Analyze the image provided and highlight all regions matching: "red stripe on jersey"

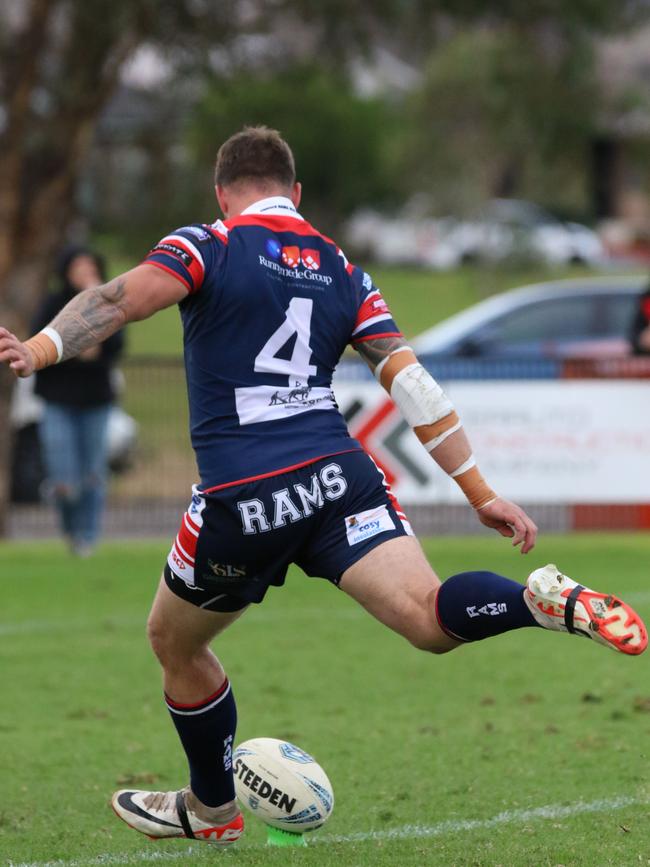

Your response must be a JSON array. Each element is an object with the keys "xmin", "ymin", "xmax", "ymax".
[
  {"xmin": 203, "ymin": 449, "xmax": 362, "ymax": 494},
  {"xmin": 346, "ymin": 262, "xmax": 354, "ymax": 274},
  {"xmin": 351, "ymin": 331, "xmax": 403, "ymax": 344},
  {"xmin": 206, "ymin": 225, "xmax": 229, "ymax": 245},
  {"xmin": 225, "ymin": 215, "xmax": 337, "ymax": 247},
  {"xmin": 142, "ymin": 260, "xmax": 192, "ymax": 293},
  {"xmin": 354, "ymin": 293, "xmax": 392, "ymax": 332},
  {"xmin": 161, "ymin": 237, "xmax": 205, "ymax": 290}
]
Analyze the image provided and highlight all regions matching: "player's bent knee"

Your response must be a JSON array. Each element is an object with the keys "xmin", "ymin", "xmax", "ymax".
[
  {"xmin": 408, "ymin": 630, "xmax": 454, "ymax": 655},
  {"xmin": 404, "ymin": 589, "xmax": 457, "ymax": 654}
]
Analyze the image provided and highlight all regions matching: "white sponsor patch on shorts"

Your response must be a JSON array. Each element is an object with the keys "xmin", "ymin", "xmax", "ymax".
[{"xmin": 345, "ymin": 505, "xmax": 395, "ymax": 546}]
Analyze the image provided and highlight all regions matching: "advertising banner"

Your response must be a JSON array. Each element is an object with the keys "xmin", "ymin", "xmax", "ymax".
[{"xmin": 334, "ymin": 379, "xmax": 650, "ymax": 504}]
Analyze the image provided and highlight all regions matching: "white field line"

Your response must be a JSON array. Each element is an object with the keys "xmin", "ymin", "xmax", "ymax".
[{"xmin": 7, "ymin": 793, "xmax": 648, "ymax": 867}]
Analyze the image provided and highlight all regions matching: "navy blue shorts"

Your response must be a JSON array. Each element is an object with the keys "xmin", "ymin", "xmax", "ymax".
[{"xmin": 165, "ymin": 451, "xmax": 413, "ymax": 611}]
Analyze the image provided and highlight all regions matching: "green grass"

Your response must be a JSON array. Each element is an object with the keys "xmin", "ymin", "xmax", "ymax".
[
  {"xmin": 2, "ymin": 534, "xmax": 650, "ymax": 865},
  {"xmin": 115, "ymin": 262, "xmax": 602, "ymax": 358}
]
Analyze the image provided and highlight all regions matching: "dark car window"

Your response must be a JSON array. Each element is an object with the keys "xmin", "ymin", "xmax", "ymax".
[
  {"xmin": 487, "ymin": 296, "xmax": 596, "ymax": 344},
  {"xmin": 599, "ymin": 293, "xmax": 641, "ymax": 337}
]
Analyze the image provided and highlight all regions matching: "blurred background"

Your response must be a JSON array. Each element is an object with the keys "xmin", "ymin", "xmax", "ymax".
[{"xmin": 2, "ymin": 0, "xmax": 650, "ymax": 542}]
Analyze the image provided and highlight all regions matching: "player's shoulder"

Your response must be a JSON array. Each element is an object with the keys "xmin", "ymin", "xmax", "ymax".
[{"xmin": 163, "ymin": 221, "xmax": 229, "ymax": 250}]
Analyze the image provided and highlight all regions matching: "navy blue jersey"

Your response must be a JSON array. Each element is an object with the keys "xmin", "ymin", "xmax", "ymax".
[{"xmin": 143, "ymin": 197, "xmax": 401, "ymax": 490}]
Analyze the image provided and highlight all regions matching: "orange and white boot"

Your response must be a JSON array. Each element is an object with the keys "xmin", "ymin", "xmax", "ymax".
[
  {"xmin": 111, "ymin": 786, "xmax": 243, "ymax": 845},
  {"xmin": 524, "ymin": 564, "xmax": 647, "ymax": 655}
]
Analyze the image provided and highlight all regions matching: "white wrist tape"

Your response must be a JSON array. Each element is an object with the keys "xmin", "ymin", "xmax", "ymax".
[
  {"xmin": 390, "ymin": 363, "xmax": 454, "ymax": 428},
  {"xmin": 450, "ymin": 455, "xmax": 476, "ymax": 478},
  {"xmin": 41, "ymin": 327, "xmax": 63, "ymax": 363},
  {"xmin": 423, "ymin": 420, "xmax": 462, "ymax": 452}
]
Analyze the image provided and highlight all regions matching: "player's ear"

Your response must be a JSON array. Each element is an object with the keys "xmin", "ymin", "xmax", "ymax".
[
  {"xmin": 215, "ymin": 184, "xmax": 229, "ymax": 218},
  {"xmin": 291, "ymin": 182, "xmax": 301, "ymax": 210}
]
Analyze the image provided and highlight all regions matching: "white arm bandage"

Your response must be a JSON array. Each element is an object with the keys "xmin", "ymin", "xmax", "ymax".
[{"xmin": 389, "ymin": 363, "xmax": 454, "ymax": 428}]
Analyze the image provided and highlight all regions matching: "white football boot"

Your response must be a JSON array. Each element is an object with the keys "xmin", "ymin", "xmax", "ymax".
[
  {"xmin": 111, "ymin": 786, "xmax": 244, "ymax": 844},
  {"xmin": 524, "ymin": 564, "xmax": 647, "ymax": 655}
]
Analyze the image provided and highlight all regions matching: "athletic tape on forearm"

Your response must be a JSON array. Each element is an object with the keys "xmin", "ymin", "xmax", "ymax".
[
  {"xmin": 450, "ymin": 455, "xmax": 476, "ymax": 477},
  {"xmin": 390, "ymin": 363, "xmax": 454, "ymax": 428},
  {"xmin": 23, "ymin": 328, "xmax": 62, "ymax": 370},
  {"xmin": 422, "ymin": 419, "xmax": 462, "ymax": 452},
  {"xmin": 453, "ymin": 465, "xmax": 496, "ymax": 510}
]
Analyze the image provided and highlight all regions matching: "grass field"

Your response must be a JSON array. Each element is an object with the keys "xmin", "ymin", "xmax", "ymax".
[{"xmin": 2, "ymin": 534, "xmax": 650, "ymax": 866}]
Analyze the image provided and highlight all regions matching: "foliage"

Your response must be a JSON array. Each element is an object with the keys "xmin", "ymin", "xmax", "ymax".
[
  {"xmin": 187, "ymin": 64, "xmax": 397, "ymax": 225},
  {"xmin": 397, "ymin": 24, "xmax": 600, "ymax": 214}
]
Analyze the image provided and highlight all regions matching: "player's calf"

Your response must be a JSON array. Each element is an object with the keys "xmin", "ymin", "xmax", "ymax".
[
  {"xmin": 433, "ymin": 565, "xmax": 647, "ymax": 656},
  {"xmin": 435, "ymin": 570, "xmax": 539, "ymax": 644}
]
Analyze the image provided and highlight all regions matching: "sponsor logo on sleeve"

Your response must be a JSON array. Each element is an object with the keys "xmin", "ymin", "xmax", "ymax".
[
  {"xmin": 372, "ymin": 297, "xmax": 390, "ymax": 314},
  {"xmin": 345, "ymin": 505, "xmax": 395, "ymax": 546},
  {"xmin": 151, "ymin": 242, "xmax": 193, "ymax": 266},
  {"xmin": 184, "ymin": 226, "xmax": 211, "ymax": 242}
]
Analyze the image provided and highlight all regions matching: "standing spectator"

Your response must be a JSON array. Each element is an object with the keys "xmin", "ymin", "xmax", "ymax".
[
  {"xmin": 630, "ymin": 282, "xmax": 650, "ymax": 355},
  {"xmin": 32, "ymin": 246, "xmax": 125, "ymax": 555}
]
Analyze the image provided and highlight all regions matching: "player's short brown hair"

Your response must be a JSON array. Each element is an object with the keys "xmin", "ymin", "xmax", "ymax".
[{"xmin": 214, "ymin": 126, "xmax": 296, "ymax": 189}]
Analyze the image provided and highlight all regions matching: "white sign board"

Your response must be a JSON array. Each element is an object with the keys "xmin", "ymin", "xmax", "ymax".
[{"xmin": 333, "ymin": 380, "xmax": 650, "ymax": 504}]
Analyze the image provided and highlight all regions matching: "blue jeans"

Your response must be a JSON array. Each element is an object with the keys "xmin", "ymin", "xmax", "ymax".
[{"xmin": 39, "ymin": 402, "xmax": 111, "ymax": 547}]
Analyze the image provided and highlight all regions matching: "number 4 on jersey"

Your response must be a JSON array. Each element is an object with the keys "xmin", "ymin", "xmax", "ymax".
[{"xmin": 254, "ymin": 297, "xmax": 317, "ymax": 383}]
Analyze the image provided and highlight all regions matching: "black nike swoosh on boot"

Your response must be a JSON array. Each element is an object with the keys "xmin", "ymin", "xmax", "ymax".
[{"xmin": 116, "ymin": 791, "xmax": 182, "ymax": 828}]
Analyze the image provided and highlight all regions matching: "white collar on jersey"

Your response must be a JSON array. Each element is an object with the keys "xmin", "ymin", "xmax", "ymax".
[{"xmin": 240, "ymin": 196, "xmax": 304, "ymax": 220}]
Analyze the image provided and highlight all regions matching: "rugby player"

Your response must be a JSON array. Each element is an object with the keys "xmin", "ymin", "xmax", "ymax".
[{"xmin": 1, "ymin": 127, "xmax": 646, "ymax": 846}]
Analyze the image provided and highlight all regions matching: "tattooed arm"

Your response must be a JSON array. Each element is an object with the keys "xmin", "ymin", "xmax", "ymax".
[
  {"xmin": 353, "ymin": 335, "xmax": 409, "ymax": 372},
  {"xmin": 0, "ymin": 264, "xmax": 187, "ymax": 377}
]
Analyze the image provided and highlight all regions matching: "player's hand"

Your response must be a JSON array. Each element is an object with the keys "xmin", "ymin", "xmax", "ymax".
[
  {"xmin": 476, "ymin": 496, "xmax": 537, "ymax": 554},
  {"xmin": 0, "ymin": 328, "xmax": 35, "ymax": 378}
]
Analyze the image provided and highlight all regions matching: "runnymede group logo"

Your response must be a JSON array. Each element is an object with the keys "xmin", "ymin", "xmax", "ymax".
[{"xmin": 264, "ymin": 238, "xmax": 320, "ymax": 271}]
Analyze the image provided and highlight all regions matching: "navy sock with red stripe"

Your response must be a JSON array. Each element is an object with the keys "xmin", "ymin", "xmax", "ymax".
[
  {"xmin": 435, "ymin": 571, "xmax": 538, "ymax": 642},
  {"xmin": 166, "ymin": 678, "xmax": 237, "ymax": 808}
]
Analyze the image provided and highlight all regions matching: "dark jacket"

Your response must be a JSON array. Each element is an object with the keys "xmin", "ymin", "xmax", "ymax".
[
  {"xmin": 630, "ymin": 286, "xmax": 650, "ymax": 356},
  {"xmin": 32, "ymin": 249, "xmax": 125, "ymax": 406}
]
